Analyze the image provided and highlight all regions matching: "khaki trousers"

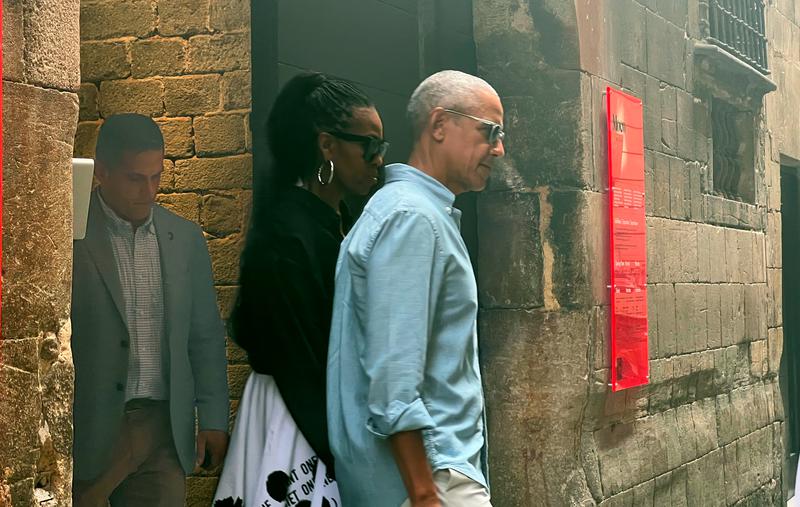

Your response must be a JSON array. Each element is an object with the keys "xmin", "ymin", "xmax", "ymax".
[
  {"xmin": 73, "ymin": 400, "xmax": 186, "ymax": 507},
  {"xmin": 400, "ymin": 469, "xmax": 492, "ymax": 507}
]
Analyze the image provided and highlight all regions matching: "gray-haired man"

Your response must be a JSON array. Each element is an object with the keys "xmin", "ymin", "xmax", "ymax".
[{"xmin": 327, "ymin": 70, "xmax": 505, "ymax": 507}]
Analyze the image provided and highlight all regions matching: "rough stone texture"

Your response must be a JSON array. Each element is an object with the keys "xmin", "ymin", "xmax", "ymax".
[
  {"xmin": 80, "ymin": 40, "xmax": 131, "ymax": 82},
  {"xmin": 76, "ymin": 3, "xmax": 253, "ymax": 503},
  {"xmin": 99, "ymin": 79, "xmax": 166, "ymax": 117},
  {"xmin": 193, "ymin": 113, "xmax": 247, "ymax": 155},
  {"xmin": 473, "ymin": 0, "xmax": 793, "ymax": 505},
  {"xmin": 80, "ymin": 0, "xmax": 156, "ymax": 40},
  {"xmin": 164, "ymin": 74, "xmax": 221, "ymax": 116},
  {"xmin": 186, "ymin": 33, "xmax": 249, "ymax": 73},
  {"xmin": 157, "ymin": 0, "xmax": 210, "ymax": 36},
  {"xmin": 131, "ymin": 37, "xmax": 188, "ymax": 78},
  {"xmin": 1, "ymin": 2, "xmax": 79, "ymax": 505}
]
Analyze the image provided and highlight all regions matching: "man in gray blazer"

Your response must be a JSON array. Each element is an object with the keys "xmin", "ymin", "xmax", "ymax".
[{"xmin": 71, "ymin": 114, "xmax": 230, "ymax": 506}]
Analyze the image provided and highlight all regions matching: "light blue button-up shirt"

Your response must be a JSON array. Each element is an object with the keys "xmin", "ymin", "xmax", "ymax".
[{"xmin": 327, "ymin": 164, "xmax": 487, "ymax": 507}]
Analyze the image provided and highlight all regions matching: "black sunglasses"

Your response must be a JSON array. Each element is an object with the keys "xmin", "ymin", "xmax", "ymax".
[
  {"xmin": 327, "ymin": 131, "xmax": 390, "ymax": 162},
  {"xmin": 442, "ymin": 109, "xmax": 505, "ymax": 146}
]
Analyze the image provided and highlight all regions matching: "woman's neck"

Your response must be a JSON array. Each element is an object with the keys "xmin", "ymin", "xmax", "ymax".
[{"xmin": 305, "ymin": 179, "xmax": 343, "ymax": 214}]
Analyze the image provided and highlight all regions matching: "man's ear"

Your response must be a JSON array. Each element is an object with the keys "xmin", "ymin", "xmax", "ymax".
[
  {"xmin": 317, "ymin": 132, "xmax": 335, "ymax": 161},
  {"xmin": 94, "ymin": 159, "xmax": 109, "ymax": 185},
  {"xmin": 429, "ymin": 107, "xmax": 447, "ymax": 143}
]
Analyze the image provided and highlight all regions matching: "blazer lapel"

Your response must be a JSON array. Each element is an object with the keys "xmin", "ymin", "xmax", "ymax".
[
  {"xmin": 84, "ymin": 192, "xmax": 128, "ymax": 330},
  {"xmin": 153, "ymin": 207, "xmax": 181, "ymax": 342}
]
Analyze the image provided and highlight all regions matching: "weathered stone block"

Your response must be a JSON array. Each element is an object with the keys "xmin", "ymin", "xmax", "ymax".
[
  {"xmin": 477, "ymin": 191, "xmax": 542, "ymax": 309},
  {"xmin": 3, "ymin": 82, "xmax": 77, "ymax": 340},
  {"xmin": 706, "ymin": 284, "xmax": 722, "ymax": 349},
  {"xmin": 3, "ymin": 0, "xmax": 24, "ymax": 82},
  {"xmin": 480, "ymin": 308, "xmax": 594, "ymax": 504},
  {"xmin": 217, "ymin": 287, "xmax": 238, "ymax": 323},
  {"xmin": 660, "ymin": 86, "xmax": 677, "ymax": 122},
  {"xmin": 665, "ymin": 220, "xmax": 698, "ymax": 283},
  {"xmin": 157, "ymin": 192, "xmax": 201, "ymax": 223},
  {"xmin": 650, "ymin": 284, "xmax": 677, "ymax": 357},
  {"xmin": 81, "ymin": 0, "xmax": 155, "ymax": 40},
  {"xmin": 221, "ymin": 69, "xmax": 251, "ymax": 110},
  {"xmin": 686, "ymin": 448, "xmax": 724, "ymax": 507},
  {"xmin": 78, "ymin": 83, "xmax": 99, "ymax": 121},
  {"xmin": 174, "ymin": 155, "xmax": 252, "ymax": 190},
  {"xmin": 750, "ymin": 340, "xmax": 769, "ymax": 379},
  {"xmin": 549, "ymin": 190, "xmax": 606, "ymax": 308},
  {"xmin": 768, "ymin": 327, "xmax": 783, "ymax": 376},
  {"xmin": 201, "ymin": 192, "xmax": 242, "ymax": 237},
  {"xmin": 160, "ymin": 159, "xmax": 176, "ymax": 192},
  {"xmin": 0, "ymin": 366, "xmax": 42, "ymax": 483},
  {"xmin": 193, "ymin": 113, "xmax": 247, "ymax": 156},
  {"xmin": 646, "ymin": 8, "xmax": 686, "ymax": 85},
  {"xmin": 80, "ymin": 40, "xmax": 131, "ymax": 82},
  {"xmin": 766, "ymin": 212, "xmax": 782, "ymax": 269},
  {"xmin": 616, "ymin": 1, "xmax": 647, "ymax": 72},
  {"xmin": 187, "ymin": 33, "xmax": 249, "ymax": 73},
  {"xmin": 164, "ymin": 74, "xmax": 221, "ymax": 116},
  {"xmin": 720, "ymin": 284, "xmax": 746, "ymax": 346},
  {"xmin": 131, "ymin": 37, "xmax": 187, "ymax": 78},
  {"xmin": 669, "ymin": 158, "xmax": 691, "ymax": 220},
  {"xmin": 488, "ymin": 73, "xmax": 590, "ymax": 189},
  {"xmin": 744, "ymin": 283, "xmax": 768, "ymax": 341},
  {"xmin": 99, "ymin": 79, "xmax": 165, "ymax": 117},
  {"xmin": 210, "ymin": 0, "xmax": 250, "ymax": 31},
  {"xmin": 208, "ymin": 233, "xmax": 244, "ymax": 284},
  {"xmin": 647, "ymin": 218, "xmax": 664, "ymax": 283},
  {"xmin": 661, "ymin": 118, "xmax": 677, "ymax": 155},
  {"xmin": 652, "ymin": 153, "xmax": 670, "ymax": 217},
  {"xmin": 73, "ymin": 120, "xmax": 101, "ymax": 158},
  {"xmin": 675, "ymin": 284, "xmax": 708, "ymax": 353},
  {"xmin": 157, "ymin": 0, "xmax": 210, "ymax": 36},
  {"xmin": 767, "ymin": 268, "xmax": 783, "ymax": 328},
  {"xmin": 23, "ymin": 0, "xmax": 81, "ymax": 91},
  {"xmin": 155, "ymin": 117, "xmax": 194, "ymax": 158}
]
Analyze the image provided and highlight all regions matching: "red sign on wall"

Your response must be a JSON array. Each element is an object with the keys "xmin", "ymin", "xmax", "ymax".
[{"xmin": 607, "ymin": 87, "xmax": 648, "ymax": 391}]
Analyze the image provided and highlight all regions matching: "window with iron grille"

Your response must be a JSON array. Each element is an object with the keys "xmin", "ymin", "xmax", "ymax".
[
  {"xmin": 707, "ymin": 0, "xmax": 768, "ymax": 73},
  {"xmin": 711, "ymin": 99, "xmax": 756, "ymax": 202}
]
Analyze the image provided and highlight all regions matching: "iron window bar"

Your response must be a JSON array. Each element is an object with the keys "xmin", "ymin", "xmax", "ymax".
[{"xmin": 707, "ymin": 0, "xmax": 769, "ymax": 74}]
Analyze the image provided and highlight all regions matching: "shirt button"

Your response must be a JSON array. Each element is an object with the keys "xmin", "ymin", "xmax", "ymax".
[
  {"xmin": 445, "ymin": 206, "xmax": 452, "ymax": 214},
  {"xmin": 116, "ymin": 382, "xmax": 125, "ymax": 392}
]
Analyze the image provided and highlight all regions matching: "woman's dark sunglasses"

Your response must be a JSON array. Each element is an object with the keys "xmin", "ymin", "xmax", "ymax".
[
  {"xmin": 442, "ymin": 109, "xmax": 505, "ymax": 146},
  {"xmin": 327, "ymin": 131, "xmax": 390, "ymax": 162}
]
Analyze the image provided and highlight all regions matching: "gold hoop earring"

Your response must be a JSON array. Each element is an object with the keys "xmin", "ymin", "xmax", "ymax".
[{"xmin": 317, "ymin": 160, "xmax": 335, "ymax": 185}]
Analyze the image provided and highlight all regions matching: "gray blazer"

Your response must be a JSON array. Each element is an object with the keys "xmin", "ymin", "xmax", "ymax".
[{"xmin": 71, "ymin": 192, "xmax": 229, "ymax": 480}]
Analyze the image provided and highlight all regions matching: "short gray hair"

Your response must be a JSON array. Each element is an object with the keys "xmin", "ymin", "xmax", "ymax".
[{"xmin": 407, "ymin": 70, "xmax": 498, "ymax": 139}]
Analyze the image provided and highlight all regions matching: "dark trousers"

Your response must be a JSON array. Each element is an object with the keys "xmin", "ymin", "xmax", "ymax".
[{"xmin": 73, "ymin": 400, "xmax": 186, "ymax": 507}]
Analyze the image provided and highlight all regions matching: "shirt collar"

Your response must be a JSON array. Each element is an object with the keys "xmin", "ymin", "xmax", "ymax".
[
  {"xmin": 384, "ymin": 163, "xmax": 456, "ymax": 210},
  {"xmin": 97, "ymin": 189, "xmax": 156, "ymax": 234}
]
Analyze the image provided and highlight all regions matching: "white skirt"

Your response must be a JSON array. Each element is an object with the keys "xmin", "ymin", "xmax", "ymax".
[{"xmin": 213, "ymin": 372, "xmax": 341, "ymax": 507}]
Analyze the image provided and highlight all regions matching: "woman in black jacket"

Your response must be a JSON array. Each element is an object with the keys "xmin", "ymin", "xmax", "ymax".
[{"xmin": 214, "ymin": 72, "xmax": 388, "ymax": 507}]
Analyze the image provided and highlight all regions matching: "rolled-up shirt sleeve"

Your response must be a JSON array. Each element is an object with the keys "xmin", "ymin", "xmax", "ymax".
[{"xmin": 361, "ymin": 210, "xmax": 440, "ymax": 438}]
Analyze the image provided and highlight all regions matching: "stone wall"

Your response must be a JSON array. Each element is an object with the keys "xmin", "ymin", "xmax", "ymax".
[
  {"xmin": 1, "ymin": 0, "xmax": 80, "ymax": 505},
  {"xmin": 474, "ymin": 0, "xmax": 798, "ymax": 505},
  {"xmin": 74, "ymin": 0, "xmax": 252, "ymax": 505}
]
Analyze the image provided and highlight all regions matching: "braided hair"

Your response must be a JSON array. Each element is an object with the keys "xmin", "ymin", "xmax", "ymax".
[{"xmin": 266, "ymin": 72, "xmax": 373, "ymax": 187}]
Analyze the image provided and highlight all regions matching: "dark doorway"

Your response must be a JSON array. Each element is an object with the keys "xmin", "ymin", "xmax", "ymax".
[
  {"xmin": 781, "ymin": 164, "xmax": 800, "ymax": 496},
  {"xmin": 250, "ymin": 0, "xmax": 480, "ymax": 260}
]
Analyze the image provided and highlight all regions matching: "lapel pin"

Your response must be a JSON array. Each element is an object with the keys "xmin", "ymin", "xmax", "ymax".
[{"xmin": 168, "ymin": 232, "xmax": 174, "ymax": 240}]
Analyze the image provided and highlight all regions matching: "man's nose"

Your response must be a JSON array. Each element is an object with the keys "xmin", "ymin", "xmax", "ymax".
[{"xmin": 492, "ymin": 138, "xmax": 506, "ymax": 157}]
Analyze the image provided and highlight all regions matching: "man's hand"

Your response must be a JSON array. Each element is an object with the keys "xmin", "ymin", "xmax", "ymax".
[{"xmin": 196, "ymin": 429, "xmax": 229, "ymax": 471}]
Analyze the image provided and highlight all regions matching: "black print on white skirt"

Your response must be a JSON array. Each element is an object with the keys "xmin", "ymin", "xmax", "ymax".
[
  {"xmin": 262, "ymin": 457, "xmax": 333, "ymax": 507},
  {"xmin": 214, "ymin": 497, "xmax": 243, "ymax": 507}
]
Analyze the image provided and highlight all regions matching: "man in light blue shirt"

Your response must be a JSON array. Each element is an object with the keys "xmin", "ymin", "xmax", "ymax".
[{"xmin": 327, "ymin": 70, "xmax": 505, "ymax": 507}]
